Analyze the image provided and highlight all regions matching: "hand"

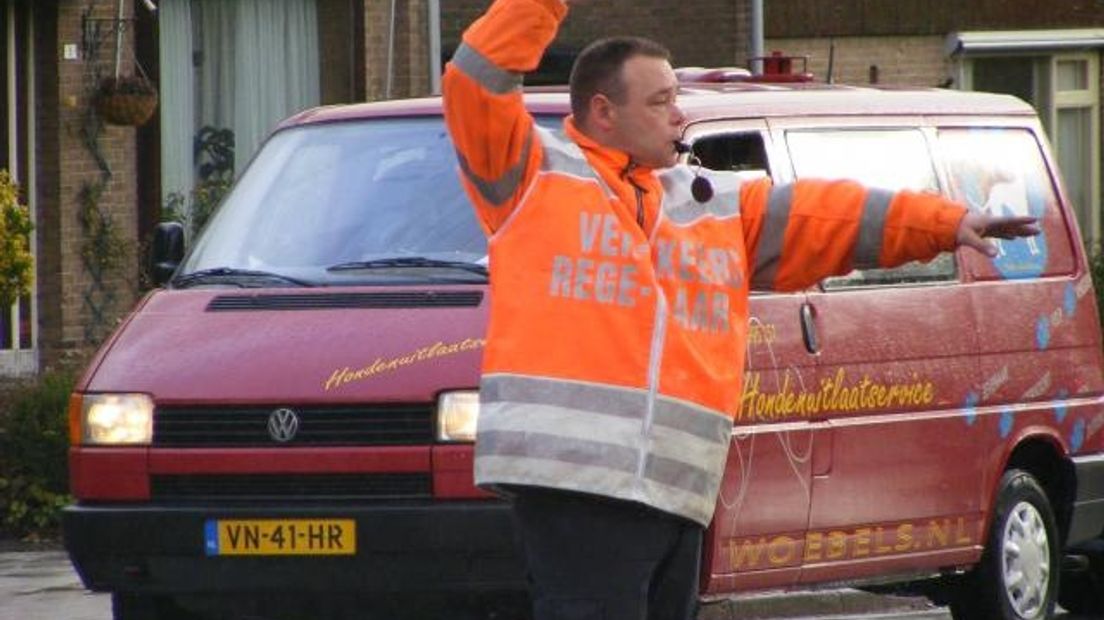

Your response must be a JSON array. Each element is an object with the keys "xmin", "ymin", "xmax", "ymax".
[{"xmin": 955, "ymin": 211, "xmax": 1041, "ymax": 257}]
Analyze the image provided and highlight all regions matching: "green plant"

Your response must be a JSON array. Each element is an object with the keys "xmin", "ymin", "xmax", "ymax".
[
  {"xmin": 1090, "ymin": 243, "xmax": 1104, "ymax": 335},
  {"xmin": 194, "ymin": 125, "xmax": 235, "ymax": 182},
  {"xmin": 78, "ymin": 180, "xmax": 131, "ymax": 275},
  {"xmin": 161, "ymin": 126, "xmax": 235, "ymax": 240},
  {"xmin": 78, "ymin": 179, "xmax": 133, "ymax": 343},
  {"xmin": 0, "ymin": 169, "xmax": 34, "ymax": 308},
  {"xmin": 162, "ymin": 178, "xmax": 232, "ymax": 240},
  {"xmin": 0, "ymin": 371, "xmax": 75, "ymax": 539}
]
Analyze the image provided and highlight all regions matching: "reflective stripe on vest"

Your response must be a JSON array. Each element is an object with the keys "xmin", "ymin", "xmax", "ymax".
[
  {"xmin": 537, "ymin": 126, "xmax": 615, "ymax": 199},
  {"xmin": 451, "ymin": 43, "xmax": 522, "ymax": 94},
  {"xmin": 476, "ymin": 373, "xmax": 732, "ymax": 526},
  {"xmin": 455, "ymin": 129, "xmax": 534, "ymax": 208},
  {"xmin": 749, "ymin": 183, "xmax": 792, "ymax": 289},
  {"xmin": 853, "ymin": 188, "xmax": 893, "ymax": 269},
  {"xmin": 659, "ymin": 167, "xmax": 741, "ymax": 226}
]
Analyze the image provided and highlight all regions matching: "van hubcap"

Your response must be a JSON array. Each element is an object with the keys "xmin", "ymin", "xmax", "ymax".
[{"xmin": 1002, "ymin": 500, "xmax": 1050, "ymax": 618}]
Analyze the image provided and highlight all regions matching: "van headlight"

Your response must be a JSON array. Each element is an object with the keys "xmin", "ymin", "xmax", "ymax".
[
  {"xmin": 72, "ymin": 393, "xmax": 154, "ymax": 445},
  {"xmin": 436, "ymin": 391, "xmax": 479, "ymax": 442}
]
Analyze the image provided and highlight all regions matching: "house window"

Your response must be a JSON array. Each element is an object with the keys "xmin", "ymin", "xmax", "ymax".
[
  {"xmin": 1052, "ymin": 55, "xmax": 1099, "ymax": 245},
  {"xmin": 1, "ymin": 0, "xmax": 37, "ymax": 377},
  {"xmin": 159, "ymin": 0, "xmax": 320, "ymax": 228},
  {"xmin": 951, "ymin": 31, "xmax": 1102, "ymax": 244}
]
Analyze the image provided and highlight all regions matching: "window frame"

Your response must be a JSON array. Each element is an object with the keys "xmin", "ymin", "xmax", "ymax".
[{"xmin": 1, "ymin": 0, "xmax": 37, "ymax": 378}]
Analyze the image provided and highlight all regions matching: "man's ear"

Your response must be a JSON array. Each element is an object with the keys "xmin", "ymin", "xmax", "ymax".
[{"xmin": 589, "ymin": 93, "xmax": 616, "ymax": 132}]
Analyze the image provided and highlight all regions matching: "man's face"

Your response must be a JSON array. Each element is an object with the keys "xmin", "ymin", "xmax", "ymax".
[{"xmin": 608, "ymin": 55, "xmax": 685, "ymax": 169}]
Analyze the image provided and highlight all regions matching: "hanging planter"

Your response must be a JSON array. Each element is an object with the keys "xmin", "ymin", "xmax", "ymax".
[{"xmin": 94, "ymin": 74, "xmax": 159, "ymax": 126}]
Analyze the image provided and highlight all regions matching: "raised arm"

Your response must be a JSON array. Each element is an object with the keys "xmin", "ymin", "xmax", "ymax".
[{"xmin": 442, "ymin": 0, "xmax": 568, "ymax": 234}]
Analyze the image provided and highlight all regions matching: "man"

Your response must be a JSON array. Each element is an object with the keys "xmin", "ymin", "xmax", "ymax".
[{"xmin": 443, "ymin": 1, "xmax": 1038, "ymax": 619}]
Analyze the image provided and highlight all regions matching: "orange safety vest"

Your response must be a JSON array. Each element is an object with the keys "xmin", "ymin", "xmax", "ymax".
[{"xmin": 444, "ymin": 0, "xmax": 966, "ymax": 525}]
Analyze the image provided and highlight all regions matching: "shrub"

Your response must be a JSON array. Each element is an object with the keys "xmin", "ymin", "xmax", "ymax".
[
  {"xmin": 1090, "ymin": 243, "xmax": 1104, "ymax": 335},
  {"xmin": 0, "ymin": 169, "xmax": 34, "ymax": 308},
  {"xmin": 162, "ymin": 178, "xmax": 231, "ymax": 242},
  {"xmin": 0, "ymin": 371, "xmax": 74, "ymax": 539}
]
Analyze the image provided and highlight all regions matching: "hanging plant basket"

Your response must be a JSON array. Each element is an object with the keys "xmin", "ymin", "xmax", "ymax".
[{"xmin": 94, "ymin": 75, "xmax": 159, "ymax": 126}]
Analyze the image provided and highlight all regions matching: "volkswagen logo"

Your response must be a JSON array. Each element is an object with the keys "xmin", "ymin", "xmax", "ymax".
[{"xmin": 267, "ymin": 408, "xmax": 300, "ymax": 443}]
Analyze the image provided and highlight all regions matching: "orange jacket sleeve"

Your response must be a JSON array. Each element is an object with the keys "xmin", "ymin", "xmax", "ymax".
[
  {"xmin": 741, "ymin": 177, "xmax": 967, "ymax": 291},
  {"xmin": 442, "ymin": 0, "xmax": 567, "ymax": 234}
]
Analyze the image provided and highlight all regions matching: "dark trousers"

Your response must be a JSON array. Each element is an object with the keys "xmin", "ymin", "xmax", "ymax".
[{"xmin": 510, "ymin": 487, "xmax": 703, "ymax": 620}]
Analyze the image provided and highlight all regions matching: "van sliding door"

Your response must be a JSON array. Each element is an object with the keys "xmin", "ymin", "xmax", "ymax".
[{"xmin": 777, "ymin": 124, "xmax": 985, "ymax": 585}]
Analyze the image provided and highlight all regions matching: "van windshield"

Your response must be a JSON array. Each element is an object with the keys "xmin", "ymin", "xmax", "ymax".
[{"xmin": 178, "ymin": 117, "xmax": 489, "ymax": 286}]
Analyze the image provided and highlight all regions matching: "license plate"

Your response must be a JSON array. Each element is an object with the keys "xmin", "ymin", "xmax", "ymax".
[{"xmin": 204, "ymin": 519, "xmax": 356, "ymax": 556}]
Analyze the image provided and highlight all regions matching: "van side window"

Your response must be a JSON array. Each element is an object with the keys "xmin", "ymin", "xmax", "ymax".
[
  {"xmin": 785, "ymin": 129, "xmax": 955, "ymax": 289},
  {"xmin": 937, "ymin": 127, "xmax": 1075, "ymax": 280},
  {"xmin": 692, "ymin": 133, "xmax": 771, "ymax": 177}
]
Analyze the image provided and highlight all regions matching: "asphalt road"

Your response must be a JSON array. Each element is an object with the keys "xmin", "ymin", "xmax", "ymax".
[
  {"xmin": 1, "ymin": 550, "xmax": 110, "ymax": 620},
  {"xmin": 0, "ymin": 548, "xmax": 1088, "ymax": 620}
]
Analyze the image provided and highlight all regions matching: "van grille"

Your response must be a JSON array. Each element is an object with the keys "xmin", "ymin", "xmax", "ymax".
[
  {"xmin": 206, "ymin": 291, "xmax": 483, "ymax": 311},
  {"xmin": 150, "ymin": 473, "xmax": 432, "ymax": 502},
  {"xmin": 153, "ymin": 405, "xmax": 435, "ymax": 447}
]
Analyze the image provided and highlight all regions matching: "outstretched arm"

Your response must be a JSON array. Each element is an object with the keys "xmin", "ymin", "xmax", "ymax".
[{"xmin": 741, "ymin": 178, "xmax": 1039, "ymax": 291}]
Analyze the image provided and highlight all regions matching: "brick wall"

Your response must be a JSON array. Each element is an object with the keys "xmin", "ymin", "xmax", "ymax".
[
  {"xmin": 766, "ymin": 35, "xmax": 951, "ymax": 87},
  {"xmin": 38, "ymin": 0, "xmax": 142, "ymax": 371},
  {"xmin": 440, "ymin": 0, "xmax": 750, "ymax": 80},
  {"xmin": 767, "ymin": 0, "xmax": 1104, "ymax": 39},
  {"xmin": 318, "ymin": 0, "xmax": 362, "ymax": 103},
  {"xmin": 364, "ymin": 0, "xmax": 430, "ymax": 101}
]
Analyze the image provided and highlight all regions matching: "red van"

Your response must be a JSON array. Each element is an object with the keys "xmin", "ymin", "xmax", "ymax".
[{"xmin": 64, "ymin": 83, "xmax": 1104, "ymax": 620}]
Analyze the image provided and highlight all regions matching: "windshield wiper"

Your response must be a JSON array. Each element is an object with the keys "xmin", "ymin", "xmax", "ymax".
[
  {"xmin": 326, "ymin": 257, "xmax": 488, "ymax": 277},
  {"xmin": 172, "ymin": 267, "xmax": 314, "ymax": 288}
]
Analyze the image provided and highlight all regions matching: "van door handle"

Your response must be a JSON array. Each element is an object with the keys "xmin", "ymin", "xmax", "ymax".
[{"xmin": 800, "ymin": 302, "xmax": 819, "ymax": 354}]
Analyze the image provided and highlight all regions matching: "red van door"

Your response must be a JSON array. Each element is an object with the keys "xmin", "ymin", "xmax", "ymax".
[
  {"xmin": 687, "ymin": 125, "xmax": 819, "ymax": 593},
  {"xmin": 704, "ymin": 291, "xmax": 818, "ymax": 593},
  {"xmin": 776, "ymin": 125, "xmax": 986, "ymax": 584}
]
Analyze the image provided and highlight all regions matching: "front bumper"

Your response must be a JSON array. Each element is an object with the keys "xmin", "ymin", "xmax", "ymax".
[
  {"xmin": 1068, "ymin": 453, "xmax": 1104, "ymax": 547},
  {"xmin": 63, "ymin": 500, "xmax": 524, "ymax": 595}
]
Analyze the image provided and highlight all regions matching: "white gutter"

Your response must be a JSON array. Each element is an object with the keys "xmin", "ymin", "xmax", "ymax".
[{"xmin": 947, "ymin": 29, "xmax": 1104, "ymax": 56}]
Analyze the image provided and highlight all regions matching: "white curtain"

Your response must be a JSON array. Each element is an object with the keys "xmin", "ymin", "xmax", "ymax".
[
  {"xmin": 158, "ymin": 0, "xmax": 195, "ymax": 208},
  {"xmin": 196, "ymin": 0, "xmax": 235, "ymax": 133},
  {"xmin": 161, "ymin": 0, "xmax": 319, "ymax": 211},
  {"xmin": 232, "ymin": 0, "xmax": 319, "ymax": 164}
]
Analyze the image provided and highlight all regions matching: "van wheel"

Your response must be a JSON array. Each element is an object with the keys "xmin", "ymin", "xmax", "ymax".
[
  {"xmin": 1058, "ymin": 543, "xmax": 1104, "ymax": 615},
  {"xmin": 949, "ymin": 470, "xmax": 1058, "ymax": 620},
  {"xmin": 112, "ymin": 593, "xmax": 199, "ymax": 620}
]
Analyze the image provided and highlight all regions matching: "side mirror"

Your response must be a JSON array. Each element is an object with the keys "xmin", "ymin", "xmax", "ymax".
[{"xmin": 149, "ymin": 222, "xmax": 185, "ymax": 287}]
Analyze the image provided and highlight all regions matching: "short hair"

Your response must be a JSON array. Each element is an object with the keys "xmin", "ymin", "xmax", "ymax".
[{"xmin": 569, "ymin": 36, "xmax": 671, "ymax": 124}]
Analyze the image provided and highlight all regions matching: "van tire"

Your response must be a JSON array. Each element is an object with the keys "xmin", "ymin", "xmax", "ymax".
[{"xmin": 949, "ymin": 470, "xmax": 1058, "ymax": 620}]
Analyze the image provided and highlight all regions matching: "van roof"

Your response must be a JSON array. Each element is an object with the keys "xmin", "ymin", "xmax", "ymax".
[{"xmin": 280, "ymin": 82, "xmax": 1036, "ymax": 129}]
